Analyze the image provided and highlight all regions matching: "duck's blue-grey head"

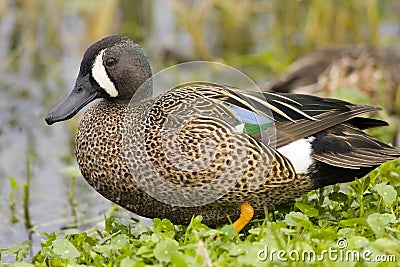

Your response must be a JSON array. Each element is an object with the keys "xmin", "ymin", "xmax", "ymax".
[{"xmin": 45, "ymin": 35, "xmax": 152, "ymax": 125}]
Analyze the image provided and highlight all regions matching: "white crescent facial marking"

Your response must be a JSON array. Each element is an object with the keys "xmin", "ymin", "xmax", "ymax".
[
  {"xmin": 92, "ymin": 49, "xmax": 118, "ymax": 97},
  {"xmin": 277, "ymin": 136, "xmax": 315, "ymax": 173}
]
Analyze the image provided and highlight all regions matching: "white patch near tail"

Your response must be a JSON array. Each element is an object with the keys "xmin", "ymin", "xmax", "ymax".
[
  {"xmin": 92, "ymin": 49, "xmax": 118, "ymax": 97},
  {"xmin": 277, "ymin": 136, "xmax": 315, "ymax": 173}
]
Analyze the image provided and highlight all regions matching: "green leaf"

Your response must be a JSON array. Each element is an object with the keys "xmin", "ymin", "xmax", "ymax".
[
  {"xmin": 5, "ymin": 240, "xmax": 32, "ymax": 261},
  {"xmin": 92, "ymin": 244, "xmax": 113, "ymax": 255},
  {"xmin": 153, "ymin": 239, "xmax": 179, "ymax": 262},
  {"xmin": 348, "ymin": 236, "xmax": 369, "ymax": 249},
  {"xmin": 110, "ymin": 234, "xmax": 129, "ymax": 250},
  {"xmin": 171, "ymin": 254, "xmax": 188, "ymax": 267},
  {"xmin": 136, "ymin": 246, "xmax": 154, "ymax": 258},
  {"xmin": 153, "ymin": 218, "xmax": 176, "ymax": 238},
  {"xmin": 339, "ymin": 218, "xmax": 366, "ymax": 227},
  {"xmin": 337, "ymin": 228, "xmax": 354, "ymax": 237},
  {"xmin": 375, "ymin": 238, "xmax": 400, "ymax": 251},
  {"xmin": 104, "ymin": 215, "xmax": 116, "ymax": 234},
  {"xmin": 366, "ymin": 213, "xmax": 397, "ymax": 237},
  {"xmin": 284, "ymin": 211, "xmax": 312, "ymax": 228},
  {"xmin": 237, "ymin": 246, "xmax": 266, "ymax": 267},
  {"xmin": 52, "ymin": 238, "xmax": 80, "ymax": 259},
  {"xmin": 228, "ymin": 245, "xmax": 246, "ymax": 256},
  {"xmin": 328, "ymin": 192, "xmax": 348, "ymax": 202},
  {"xmin": 295, "ymin": 202, "xmax": 319, "ymax": 217},
  {"xmin": 220, "ymin": 224, "xmax": 236, "ymax": 239},
  {"xmin": 375, "ymin": 183, "xmax": 397, "ymax": 205},
  {"xmin": 120, "ymin": 258, "xmax": 144, "ymax": 267},
  {"xmin": 311, "ymin": 228, "xmax": 337, "ymax": 239}
]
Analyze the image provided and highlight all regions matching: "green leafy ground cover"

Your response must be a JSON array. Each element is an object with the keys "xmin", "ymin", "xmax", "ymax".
[{"xmin": 1, "ymin": 159, "xmax": 400, "ymax": 266}]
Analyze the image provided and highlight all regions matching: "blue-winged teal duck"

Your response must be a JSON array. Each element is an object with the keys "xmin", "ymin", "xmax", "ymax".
[
  {"xmin": 46, "ymin": 36, "xmax": 400, "ymax": 232},
  {"xmin": 266, "ymin": 47, "xmax": 400, "ymax": 115}
]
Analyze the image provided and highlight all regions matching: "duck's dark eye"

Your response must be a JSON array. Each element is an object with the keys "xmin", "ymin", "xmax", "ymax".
[{"xmin": 105, "ymin": 58, "xmax": 116, "ymax": 67}]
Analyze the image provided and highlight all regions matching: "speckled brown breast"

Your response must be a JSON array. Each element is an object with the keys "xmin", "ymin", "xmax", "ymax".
[{"xmin": 76, "ymin": 87, "xmax": 314, "ymax": 227}]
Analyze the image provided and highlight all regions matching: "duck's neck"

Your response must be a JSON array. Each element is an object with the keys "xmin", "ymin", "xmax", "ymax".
[
  {"xmin": 107, "ymin": 79, "xmax": 153, "ymax": 105},
  {"xmin": 108, "ymin": 98, "xmax": 131, "ymax": 105}
]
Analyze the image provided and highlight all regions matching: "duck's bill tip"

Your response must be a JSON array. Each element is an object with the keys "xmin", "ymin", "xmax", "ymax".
[
  {"xmin": 45, "ymin": 84, "xmax": 99, "ymax": 125},
  {"xmin": 44, "ymin": 105, "xmax": 80, "ymax": 125},
  {"xmin": 45, "ymin": 114, "xmax": 57, "ymax": 125},
  {"xmin": 45, "ymin": 111, "xmax": 75, "ymax": 125}
]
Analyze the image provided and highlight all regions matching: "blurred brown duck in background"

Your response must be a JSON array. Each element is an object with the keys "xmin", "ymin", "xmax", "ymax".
[{"xmin": 265, "ymin": 47, "xmax": 400, "ymax": 116}]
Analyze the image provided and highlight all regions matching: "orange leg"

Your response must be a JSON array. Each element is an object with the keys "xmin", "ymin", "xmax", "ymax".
[{"xmin": 232, "ymin": 201, "xmax": 254, "ymax": 233}]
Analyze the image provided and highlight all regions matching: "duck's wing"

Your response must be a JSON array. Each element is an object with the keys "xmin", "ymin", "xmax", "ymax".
[
  {"xmin": 307, "ymin": 122, "xmax": 400, "ymax": 187},
  {"xmin": 251, "ymin": 92, "xmax": 382, "ymax": 147},
  {"xmin": 190, "ymin": 83, "xmax": 382, "ymax": 148},
  {"xmin": 310, "ymin": 123, "xmax": 400, "ymax": 169}
]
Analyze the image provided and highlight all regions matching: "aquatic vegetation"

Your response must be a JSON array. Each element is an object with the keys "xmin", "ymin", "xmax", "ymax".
[{"xmin": 1, "ymin": 159, "xmax": 399, "ymax": 266}]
